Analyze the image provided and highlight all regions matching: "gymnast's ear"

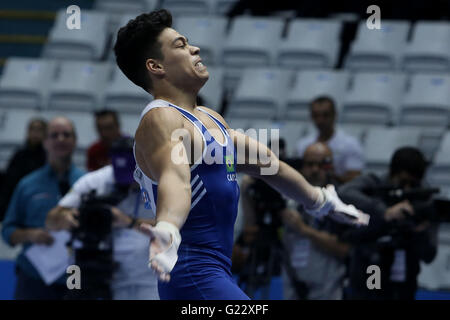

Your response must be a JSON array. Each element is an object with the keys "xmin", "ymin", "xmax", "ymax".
[{"xmin": 146, "ymin": 58, "xmax": 165, "ymax": 77}]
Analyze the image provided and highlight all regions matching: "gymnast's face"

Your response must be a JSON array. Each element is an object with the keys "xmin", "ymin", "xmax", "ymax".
[{"xmin": 156, "ymin": 27, "xmax": 209, "ymax": 91}]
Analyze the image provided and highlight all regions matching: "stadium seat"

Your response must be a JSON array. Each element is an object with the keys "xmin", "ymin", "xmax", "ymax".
[
  {"xmin": 340, "ymin": 124, "xmax": 368, "ymax": 145},
  {"xmin": 226, "ymin": 68, "xmax": 293, "ymax": 120},
  {"xmin": 402, "ymin": 21, "xmax": 450, "ymax": 73},
  {"xmin": 427, "ymin": 131, "xmax": 450, "ymax": 187},
  {"xmin": 222, "ymin": 17, "xmax": 285, "ymax": 67},
  {"xmin": 213, "ymin": 0, "xmax": 239, "ymax": 15},
  {"xmin": 400, "ymin": 73, "xmax": 450, "ymax": 128},
  {"xmin": 120, "ymin": 113, "xmax": 141, "ymax": 137},
  {"xmin": 284, "ymin": 70, "xmax": 350, "ymax": 122},
  {"xmin": 198, "ymin": 67, "xmax": 224, "ymax": 112},
  {"xmin": 0, "ymin": 57, "xmax": 57, "ymax": 109},
  {"xmin": 43, "ymin": 10, "xmax": 109, "ymax": 60},
  {"xmin": 160, "ymin": 0, "xmax": 214, "ymax": 16},
  {"xmin": 364, "ymin": 126, "xmax": 421, "ymax": 175},
  {"xmin": 0, "ymin": 108, "xmax": 40, "ymax": 148},
  {"xmin": 173, "ymin": 16, "xmax": 227, "ymax": 66},
  {"xmin": 278, "ymin": 19, "xmax": 342, "ymax": 69},
  {"xmin": 341, "ymin": 72, "xmax": 407, "ymax": 125},
  {"xmin": 48, "ymin": 61, "xmax": 112, "ymax": 111},
  {"xmin": 104, "ymin": 67, "xmax": 153, "ymax": 114},
  {"xmin": 94, "ymin": 0, "xmax": 156, "ymax": 14},
  {"xmin": 345, "ymin": 20, "xmax": 410, "ymax": 71}
]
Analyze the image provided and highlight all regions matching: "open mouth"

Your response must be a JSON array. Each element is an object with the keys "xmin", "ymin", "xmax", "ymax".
[{"xmin": 194, "ymin": 60, "xmax": 206, "ymax": 71}]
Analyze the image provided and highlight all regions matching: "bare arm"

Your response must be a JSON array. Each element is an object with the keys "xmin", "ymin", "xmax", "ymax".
[{"xmin": 135, "ymin": 107, "xmax": 192, "ymax": 229}]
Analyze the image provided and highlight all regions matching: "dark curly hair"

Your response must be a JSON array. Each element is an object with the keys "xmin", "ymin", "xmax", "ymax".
[{"xmin": 114, "ymin": 9, "xmax": 172, "ymax": 92}]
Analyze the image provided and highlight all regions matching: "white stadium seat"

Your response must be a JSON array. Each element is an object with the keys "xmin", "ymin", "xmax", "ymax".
[
  {"xmin": 160, "ymin": 0, "xmax": 214, "ymax": 16},
  {"xmin": 104, "ymin": 68, "xmax": 153, "ymax": 114},
  {"xmin": 0, "ymin": 57, "xmax": 57, "ymax": 109},
  {"xmin": 174, "ymin": 16, "xmax": 227, "ymax": 66},
  {"xmin": 226, "ymin": 68, "xmax": 293, "ymax": 120},
  {"xmin": 345, "ymin": 20, "xmax": 410, "ymax": 71},
  {"xmin": 48, "ymin": 61, "xmax": 112, "ymax": 111},
  {"xmin": 278, "ymin": 19, "xmax": 342, "ymax": 69},
  {"xmin": 427, "ymin": 131, "xmax": 450, "ymax": 187},
  {"xmin": 222, "ymin": 17, "xmax": 285, "ymax": 67},
  {"xmin": 402, "ymin": 21, "xmax": 450, "ymax": 73},
  {"xmin": 284, "ymin": 70, "xmax": 350, "ymax": 122},
  {"xmin": 43, "ymin": 10, "xmax": 109, "ymax": 60},
  {"xmin": 198, "ymin": 67, "xmax": 224, "ymax": 112},
  {"xmin": 364, "ymin": 127, "xmax": 421, "ymax": 175},
  {"xmin": 120, "ymin": 113, "xmax": 141, "ymax": 137},
  {"xmin": 341, "ymin": 72, "xmax": 406, "ymax": 125},
  {"xmin": 213, "ymin": 0, "xmax": 238, "ymax": 16},
  {"xmin": 400, "ymin": 73, "xmax": 450, "ymax": 128}
]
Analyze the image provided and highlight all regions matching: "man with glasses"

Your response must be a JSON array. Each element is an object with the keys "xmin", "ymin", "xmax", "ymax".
[
  {"xmin": 1, "ymin": 117, "xmax": 85, "ymax": 300},
  {"xmin": 281, "ymin": 142, "xmax": 351, "ymax": 300}
]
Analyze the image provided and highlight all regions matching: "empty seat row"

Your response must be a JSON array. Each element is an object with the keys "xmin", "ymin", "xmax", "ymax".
[
  {"xmin": 346, "ymin": 21, "xmax": 450, "ymax": 72},
  {"xmin": 226, "ymin": 68, "xmax": 450, "ymax": 129},
  {"xmin": 95, "ymin": 0, "xmax": 238, "ymax": 17},
  {"xmin": 0, "ymin": 57, "xmax": 227, "ymax": 113}
]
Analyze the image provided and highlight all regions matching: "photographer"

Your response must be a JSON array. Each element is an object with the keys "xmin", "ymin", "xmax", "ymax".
[
  {"xmin": 46, "ymin": 137, "xmax": 159, "ymax": 300},
  {"xmin": 338, "ymin": 147, "xmax": 438, "ymax": 300},
  {"xmin": 280, "ymin": 142, "xmax": 351, "ymax": 300}
]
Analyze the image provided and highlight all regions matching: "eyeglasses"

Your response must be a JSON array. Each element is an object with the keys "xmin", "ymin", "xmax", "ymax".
[{"xmin": 49, "ymin": 131, "xmax": 73, "ymax": 139}]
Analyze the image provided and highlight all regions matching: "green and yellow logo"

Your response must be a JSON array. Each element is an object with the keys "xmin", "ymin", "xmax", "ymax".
[{"xmin": 224, "ymin": 155, "xmax": 235, "ymax": 173}]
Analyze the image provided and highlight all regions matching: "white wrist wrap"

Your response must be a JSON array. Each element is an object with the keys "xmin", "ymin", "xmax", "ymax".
[
  {"xmin": 150, "ymin": 221, "xmax": 182, "ymax": 273},
  {"xmin": 304, "ymin": 187, "xmax": 331, "ymax": 219}
]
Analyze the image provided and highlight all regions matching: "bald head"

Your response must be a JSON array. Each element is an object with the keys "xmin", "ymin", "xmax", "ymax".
[
  {"xmin": 303, "ymin": 142, "xmax": 332, "ymax": 160},
  {"xmin": 301, "ymin": 142, "xmax": 333, "ymax": 187}
]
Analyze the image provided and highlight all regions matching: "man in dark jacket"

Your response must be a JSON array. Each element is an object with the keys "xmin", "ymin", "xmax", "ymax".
[{"xmin": 338, "ymin": 147, "xmax": 438, "ymax": 300}]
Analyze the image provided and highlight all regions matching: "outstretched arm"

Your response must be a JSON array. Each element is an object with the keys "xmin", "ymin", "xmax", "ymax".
[{"xmin": 135, "ymin": 107, "xmax": 192, "ymax": 281}]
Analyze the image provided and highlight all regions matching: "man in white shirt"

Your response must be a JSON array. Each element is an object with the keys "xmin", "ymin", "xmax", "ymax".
[
  {"xmin": 296, "ymin": 96, "xmax": 365, "ymax": 183},
  {"xmin": 46, "ymin": 137, "xmax": 159, "ymax": 300}
]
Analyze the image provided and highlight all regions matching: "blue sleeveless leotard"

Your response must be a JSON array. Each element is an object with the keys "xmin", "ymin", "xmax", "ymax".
[{"xmin": 133, "ymin": 99, "xmax": 249, "ymax": 300}]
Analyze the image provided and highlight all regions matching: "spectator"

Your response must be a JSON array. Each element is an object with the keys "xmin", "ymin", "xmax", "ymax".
[
  {"xmin": 87, "ymin": 109, "xmax": 122, "ymax": 171},
  {"xmin": 0, "ymin": 118, "xmax": 47, "ymax": 220},
  {"xmin": 338, "ymin": 147, "xmax": 438, "ymax": 300},
  {"xmin": 1, "ymin": 117, "xmax": 85, "ymax": 300},
  {"xmin": 281, "ymin": 142, "xmax": 351, "ymax": 300},
  {"xmin": 296, "ymin": 96, "xmax": 365, "ymax": 183},
  {"xmin": 46, "ymin": 137, "xmax": 159, "ymax": 300}
]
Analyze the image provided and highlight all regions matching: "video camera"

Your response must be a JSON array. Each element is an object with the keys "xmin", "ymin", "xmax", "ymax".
[
  {"xmin": 365, "ymin": 185, "xmax": 450, "ymax": 225},
  {"xmin": 66, "ymin": 137, "xmax": 136, "ymax": 299}
]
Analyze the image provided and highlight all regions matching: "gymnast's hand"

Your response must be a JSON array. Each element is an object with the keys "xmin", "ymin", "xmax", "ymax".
[
  {"xmin": 139, "ymin": 221, "xmax": 182, "ymax": 282},
  {"xmin": 305, "ymin": 185, "xmax": 370, "ymax": 227}
]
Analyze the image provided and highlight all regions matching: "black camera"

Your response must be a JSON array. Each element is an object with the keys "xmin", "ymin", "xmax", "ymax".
[{"xmin": 67, "ymin": 189, "xmax": 127, "ymax": 300}]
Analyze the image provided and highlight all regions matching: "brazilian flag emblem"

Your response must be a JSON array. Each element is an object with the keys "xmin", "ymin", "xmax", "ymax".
[{"xmin": 225, "ymin": 155, "xmax": 235, "ymax": 173}]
